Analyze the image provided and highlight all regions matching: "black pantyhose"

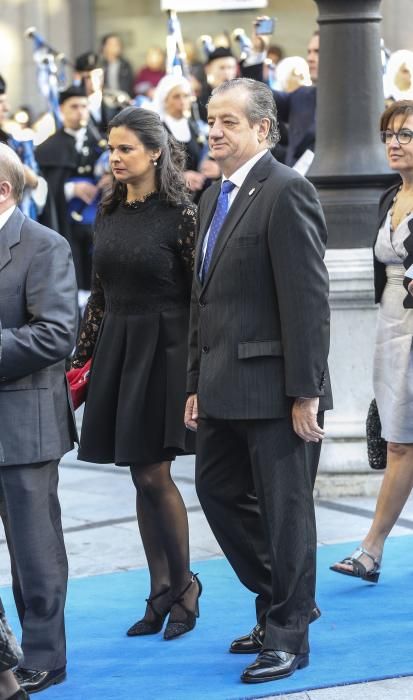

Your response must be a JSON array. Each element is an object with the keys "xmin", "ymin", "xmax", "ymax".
[{"xmin": 130, "ymin": 461, "xmax": 198, "ymax": 623}]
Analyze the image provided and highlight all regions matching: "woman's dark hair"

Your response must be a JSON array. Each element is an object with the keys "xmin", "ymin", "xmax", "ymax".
[
  {"xmin": 380, "ymin": 99, "xmax": 413, "ymax": 131},
  {"xmin": 101, "ymin": 106, "xmax": 190, "ymax": 213}
]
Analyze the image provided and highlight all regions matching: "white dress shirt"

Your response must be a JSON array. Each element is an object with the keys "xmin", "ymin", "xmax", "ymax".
[
  {"xmin": 0, "ymin": 204, "xmax": 16, "ymax": 231},
  {"xmin": 200, "ymin": 149, "xmax": 268, "ymax": 272}
]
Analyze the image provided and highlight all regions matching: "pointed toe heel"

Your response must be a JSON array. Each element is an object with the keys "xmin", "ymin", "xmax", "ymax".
[
  {"xmin": 164, "ymin": 573, "xmax": 202, "ymax": 640},
  {"xmin": 126, "ymin": 587, "xmax": 171, "ymax": 636}
]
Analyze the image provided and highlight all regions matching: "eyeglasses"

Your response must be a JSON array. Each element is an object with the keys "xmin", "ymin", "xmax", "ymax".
[{"xmin": 380, "ymin": 129, "xmax": 413, "ymax": 145}]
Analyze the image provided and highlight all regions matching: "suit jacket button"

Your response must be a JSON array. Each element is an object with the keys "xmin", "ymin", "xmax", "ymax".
[{"xmin": 202, "ymin": 345, "xmax": 209, "ymax": 353}]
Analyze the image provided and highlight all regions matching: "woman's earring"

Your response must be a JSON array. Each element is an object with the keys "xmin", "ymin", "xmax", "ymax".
[{"xmin": 153, "ymin": 160, "xmax": 158, "ymax": 166}]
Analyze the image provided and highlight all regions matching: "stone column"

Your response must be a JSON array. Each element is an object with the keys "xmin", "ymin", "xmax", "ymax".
[
  {"xmin": 308, "ymin": 0, "xmax": 393, "ymax": 490},
  {"xmin": 309, "ymin": 0, "xmax": 393, "ymax": 248}
]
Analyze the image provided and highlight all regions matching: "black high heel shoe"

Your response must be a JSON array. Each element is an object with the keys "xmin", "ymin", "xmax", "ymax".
[
  {"xmin": 164, "ymin": 573, "xmax": 202, "ymax": 640},
  {"xmin": 126, "ymin": 587, "xmax": 171, "ymax": 636}
]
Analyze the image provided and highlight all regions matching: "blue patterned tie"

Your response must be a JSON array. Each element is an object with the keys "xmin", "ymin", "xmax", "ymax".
[{"xmin": 201, "ymin": 180, "xmax": 236, "ymax": 281}]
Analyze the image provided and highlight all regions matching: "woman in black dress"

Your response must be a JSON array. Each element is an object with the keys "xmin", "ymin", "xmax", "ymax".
[{"xmin": 71, "ymin": 106, "xmax": 201, "ymax": 640}]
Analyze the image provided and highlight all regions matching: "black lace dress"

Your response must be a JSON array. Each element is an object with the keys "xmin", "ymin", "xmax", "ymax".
[{"xmin": 72, "ymin": 194, "xmax": 196, "ymax": 466}]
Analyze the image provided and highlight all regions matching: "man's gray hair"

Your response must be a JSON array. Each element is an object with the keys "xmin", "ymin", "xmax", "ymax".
[
  {"xmin": 210, "ymin": 77, "xmax": 280, "ymax": 148},
  {"xmin": 0, "ymin": 142, "xmax": 25, "ymax": 203}
]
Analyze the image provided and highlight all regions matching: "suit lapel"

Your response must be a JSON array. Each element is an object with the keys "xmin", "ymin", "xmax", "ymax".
[
  {"xmin": 201, "ymin": 152, "xmax": 273, "ymax": 290},
  {"xmin": 0, "ymin": 207, "xmax": 24, "ymax": 273}
]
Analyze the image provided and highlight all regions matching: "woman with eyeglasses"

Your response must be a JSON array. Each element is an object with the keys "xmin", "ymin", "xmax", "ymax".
[{"xmin": 331, "ymin": 100, "xmax": 413, "ymax": 583}]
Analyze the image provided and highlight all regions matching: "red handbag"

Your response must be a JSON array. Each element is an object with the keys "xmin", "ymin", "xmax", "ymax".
[{"xmin": 66, "ymin": 358, "xmax": 92, "ymax": 410}]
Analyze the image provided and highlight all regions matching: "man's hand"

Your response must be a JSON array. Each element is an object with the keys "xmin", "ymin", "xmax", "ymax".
[
  {"xmin": 73, "ymin": 181, "xmax": 99, "ymax": 204},
  {"xmin": 292, "ymin": 397, "xmax": 324, "ymax": 443},
  {"xmin": 185, "ymin": 170, "xmax": 206, "ymax": 192},
  {"xmin": 200, "ymin": 159, "xmax": 221, "ymax": 180},
  {"xmin": 22, "ymin": 165, "xmax": 38, "ymax": 190},
  {"xmin": 252, "ymin": 16, "xmax": 272, "ymax": 53},
  {"xmin": 408, "ymin": 279, "xmax": 413, "ymax": 296},
  {"xmin": 184, "ymin": 394, "xmax": 198, "ymax": 432},
  {"xmin": 97, "ymin": 173, "xmax": 112, "ymax": 193}
]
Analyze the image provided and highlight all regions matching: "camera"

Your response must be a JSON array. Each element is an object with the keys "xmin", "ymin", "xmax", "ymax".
[{"xmin": 255, "ymin": 18, "xmax": 276, "ymax": 36}]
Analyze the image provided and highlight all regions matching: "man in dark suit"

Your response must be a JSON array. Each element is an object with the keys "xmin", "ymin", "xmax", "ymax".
[
  {"xmin": 0, "ymin": 143, "xmax": 78, "ymax": 694},
  {"xmin": 273, "ymin": 31, "xmax": 319, "ymax": 167},
  {"xmin": 185, "ymin": 77, "xmax": 332, "ymax": 684}
]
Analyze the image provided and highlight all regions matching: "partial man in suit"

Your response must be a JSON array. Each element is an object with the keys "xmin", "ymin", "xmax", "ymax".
[
  {"xmin": 0, "ymin": 143, "xmax": 78, "ymax": 694},
  {"xmin": 273, "ymin": 30, "xmax": 319, "ymax": 167},
  {"xmin": 184, "ymin": 78, "xmax": 332, "ymax": 684}
]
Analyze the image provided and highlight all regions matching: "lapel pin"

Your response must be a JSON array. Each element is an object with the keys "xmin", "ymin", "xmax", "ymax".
[{"xmin": 248, "ymin": 188, "xmax": 255, "ymax": 196}]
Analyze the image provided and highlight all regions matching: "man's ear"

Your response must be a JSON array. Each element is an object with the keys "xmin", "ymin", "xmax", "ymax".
[
  {"xmin": 257, "ymin": 117, "xmax": 270, "ymax": 143},
  {"xmin": 0, "ymin": 180, "xmax": 12, "ymax": 203}
]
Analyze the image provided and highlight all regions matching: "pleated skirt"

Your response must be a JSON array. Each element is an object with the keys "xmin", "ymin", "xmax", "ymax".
[{"xmin": 78, "ymin": 306, "xmax": 196, "ymax": 465}]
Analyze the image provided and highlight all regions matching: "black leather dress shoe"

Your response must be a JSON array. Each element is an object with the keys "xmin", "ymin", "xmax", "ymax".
[
  {"xmin": 229, "ymin": 623, "xmax": 265, "ymax": 654},
  {"xmin": 241, "ymin": 649, "xmax": 309, "ymax": 683},
  {"xmin": 15, "ymin": 666, "xmax": 67, "ymax": 694},
  {"xmin": 230, "ymin": 605, "xmax": 321, "ymax": 654}
]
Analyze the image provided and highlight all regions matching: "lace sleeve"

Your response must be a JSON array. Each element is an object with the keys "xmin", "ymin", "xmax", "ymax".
[
  {"xmin": 71, "ymin": 271, "xmax": 105, "ymax": 368},
  {"xmin": 177, "ymin": 204, "xmax": 197, "ymax": 288}
]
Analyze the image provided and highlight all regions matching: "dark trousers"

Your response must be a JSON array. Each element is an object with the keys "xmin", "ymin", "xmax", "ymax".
[
  {"xmin": 0, "ymin": 460, "xmax": 68, "ymax": 670},
  {"xmin": 195, "ymin": 414, "xmax": 323, "ymax": 655}
]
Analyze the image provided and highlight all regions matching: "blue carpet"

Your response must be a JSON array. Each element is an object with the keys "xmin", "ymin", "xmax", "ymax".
[{"xmin": 2, "ymin": 536, "xmax": 413, "ymax": 700}]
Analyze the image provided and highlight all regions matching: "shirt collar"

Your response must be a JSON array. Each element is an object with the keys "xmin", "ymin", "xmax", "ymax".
[
  {"xmin": 223, "ymin": 149, "xmax": 268, "ymax": 190},
  {"xmin": 64, "ymin": 126, "xmax": 87, "ymax": 139},
  {"xmin": 0, "ymin": 204, "xmax": 16, "ymax": 231}
]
